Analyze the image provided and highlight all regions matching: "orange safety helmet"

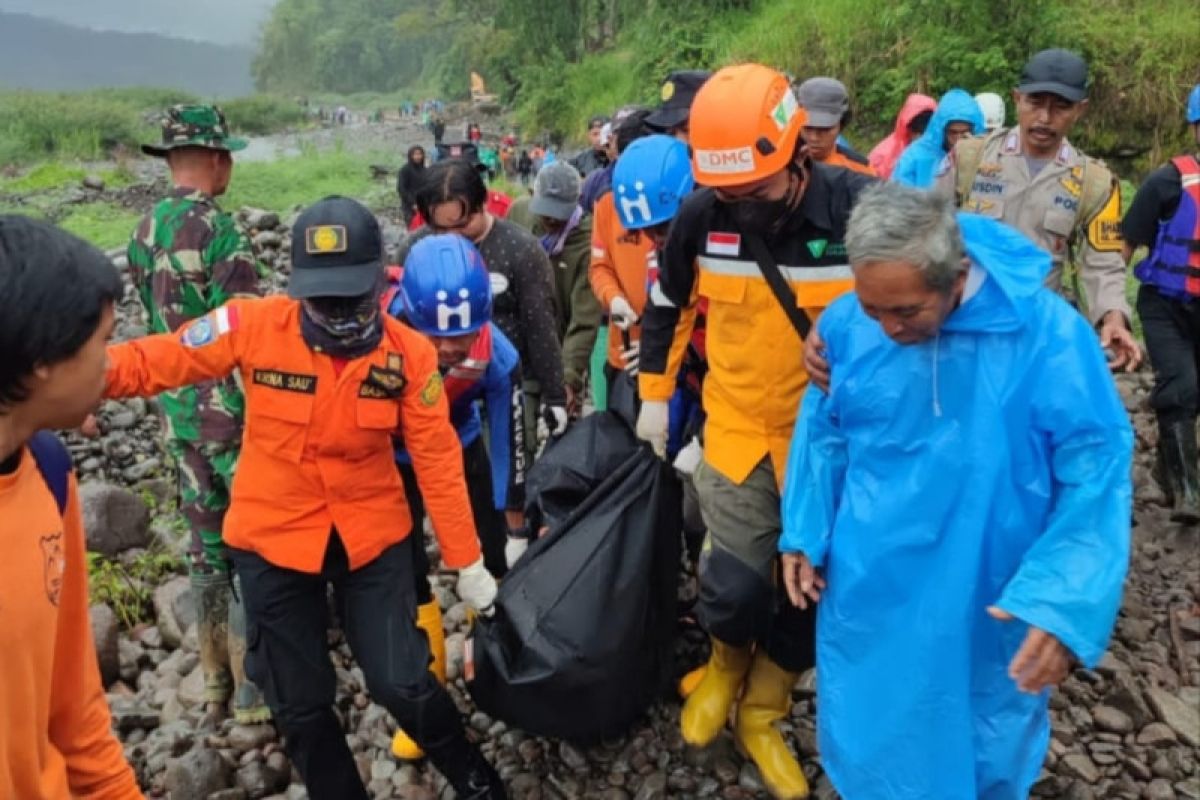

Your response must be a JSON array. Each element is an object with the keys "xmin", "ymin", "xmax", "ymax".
[{"xmin": 689, "ymin": 64, "xmax": 805, "ymax": 187}]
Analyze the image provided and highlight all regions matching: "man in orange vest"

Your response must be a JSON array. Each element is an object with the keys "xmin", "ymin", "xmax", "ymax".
[
  {"xmin": 795, "ymin": 77, "xmax": 875, "ymax": 176},
  {"xmin": 103, "ymin": 196, "xmax": 505, "ymax": 800},
  {"xmin": 637, "ymin": 65, "xmax": 874, "ymax": 799}
]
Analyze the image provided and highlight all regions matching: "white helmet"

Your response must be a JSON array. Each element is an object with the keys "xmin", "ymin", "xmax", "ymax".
[{"xmin": 975, "ymin": 92, "xmax": 1006, "ymax": 131}]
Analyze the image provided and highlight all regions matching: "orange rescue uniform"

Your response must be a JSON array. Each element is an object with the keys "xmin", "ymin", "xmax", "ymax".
[
  {"xmin": 588, "ymin": 190, "xmax": 658, "ymax": 369},
  {"xmin": 105, "ymin": 296, "xmax": 481, "ymax": 573},
  {"xmin": 0, "ymin": 449, "xmax": 142, "ymax": 800}
]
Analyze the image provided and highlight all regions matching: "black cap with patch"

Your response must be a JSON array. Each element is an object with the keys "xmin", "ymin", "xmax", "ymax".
[
  {"xmin": 646, "ymin": 70, "xmax": 713, "ymax": 131},
  {"xmin": 288, "ymin": 196, "xmax": 383, "ymax": 299},
  {"xmin": 1017, "ymin": 49, "xmax": 1089, "ymax": 103}
]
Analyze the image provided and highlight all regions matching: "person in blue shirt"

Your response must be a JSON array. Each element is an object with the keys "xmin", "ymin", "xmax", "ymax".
[
  {"xmin": 778, "ymin": 183, "xmax": 1132, "ymax": 800},
  {"xmin": 384, "ymin": 234, "xmax": 527, "ymax": 761},
  {"xmin": 892, "ymin": 88, "xmax": 984, "ymax": 188}
]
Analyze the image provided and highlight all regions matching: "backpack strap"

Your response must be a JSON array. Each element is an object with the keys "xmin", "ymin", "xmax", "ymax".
[
  {"xmin": 1078, "ymin": 156, "xmax": 1115, "ymax": 227},
  {"xmin": 953, "ymin": 136, "xmax": 988, "ymax": 204},
  {"xmin": 743, "ymin": 234, "xmax": 813, "ymax": 340},
  {"xmin": 29, "ymin": 430, "xmax": 72, "ymax": 516}
]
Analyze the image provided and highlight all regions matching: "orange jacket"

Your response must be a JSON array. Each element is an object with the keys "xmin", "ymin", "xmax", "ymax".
[
  {"xmin": 105, "ymin": 296, "xmax": 480, "ymax": 573},
  {"xmin": 1, "ymin": 451, "xmax": 142, "ymax": 800},
  {"xmin": 588, "ymin": 191, "xmax": 658, "ymax": 369},
  {"xmin": 819, "ymin": 147, "xmax": 876, "ymax": 176}
]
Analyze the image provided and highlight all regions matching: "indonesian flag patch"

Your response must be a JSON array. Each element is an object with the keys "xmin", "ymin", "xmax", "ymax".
[{"xmin": 706, "ymin": 232, "xmax": 741, "ymax": 257}]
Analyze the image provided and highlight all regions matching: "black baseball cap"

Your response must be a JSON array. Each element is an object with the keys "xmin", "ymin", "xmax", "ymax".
[
  {"xmin": 1017, "ymin": 49, "xmax": 1089, "ymax": 103},
  {"xmin": 646, "ymin": 70, "xmax": 712, "ymax": 130},
  {"xmin": 288, "ymin": 196, "xmax": 383, "ymax": 299}
]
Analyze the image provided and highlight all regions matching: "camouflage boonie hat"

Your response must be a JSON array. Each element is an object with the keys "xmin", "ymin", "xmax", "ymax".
[{"xmin": 141, "ymin": 104, "xmax": 248, "ymax": 158}]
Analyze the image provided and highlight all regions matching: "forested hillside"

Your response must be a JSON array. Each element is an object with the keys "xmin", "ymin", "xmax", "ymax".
[{"xmin": 253, "ymin": 0, "xmax": 1198, "ymax": 165}]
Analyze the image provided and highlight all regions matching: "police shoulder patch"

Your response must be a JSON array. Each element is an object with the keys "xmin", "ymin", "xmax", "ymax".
[
  {"xmin": 419, "ymin": 372, "xmax": 444, "ymax": 407},
  {"xmin": 1086, "ymin": 184, "xmax": 1123, "ymax": 253}
]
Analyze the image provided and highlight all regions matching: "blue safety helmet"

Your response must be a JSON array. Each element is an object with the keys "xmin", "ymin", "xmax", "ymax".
[
  {"xmin": 1188, "ymin": 84, "xmax": 1200, "ymax": 124},
  {"xmin": 398, "ymin": 234, "xmax": 492, "ymax": 336},
  {"xmin": 612, "ymin": 134, "xmax": 695, "ymax": 230}
]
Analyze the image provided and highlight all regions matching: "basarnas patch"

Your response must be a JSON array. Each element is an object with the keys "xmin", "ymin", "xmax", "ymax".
[{"xmin": 420, "ymin": 372, "xmax": 444, "ymax": 406}]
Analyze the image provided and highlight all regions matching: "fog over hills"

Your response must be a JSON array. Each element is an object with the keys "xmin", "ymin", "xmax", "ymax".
[
  {"xmin": 0, "ymin": 0, "xmax": 276, "ymax": 45},
  {"xmin": 0, "ymin": 11, "xmax": 256, "ymax": 95}
]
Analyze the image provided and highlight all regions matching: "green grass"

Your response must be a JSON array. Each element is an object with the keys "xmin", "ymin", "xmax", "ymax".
[
  {"xmin": 58, "ymin": 203, "xmax": 142, "ymax": 250},
  {"xmin": 0, "ymin": 162, "xmax": 139, "ymax": 193},
  {"xmin": 222, "ymin": 145, "xmax": 397, "ymax": 213}
]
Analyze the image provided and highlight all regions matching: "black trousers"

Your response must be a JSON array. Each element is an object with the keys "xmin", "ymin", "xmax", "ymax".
[
  {"xmin": 399, "ymin": 436, "xmax": 508, "ymax": 605},
  {"xmin": 230, "ymin": 535, "xmax": 469, "ymax": 800},
  {"xmin": 1138, "ymin": 284, "xmax": 1200, "ymax": 427}
]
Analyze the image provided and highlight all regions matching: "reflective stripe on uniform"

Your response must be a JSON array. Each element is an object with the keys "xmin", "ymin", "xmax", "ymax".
[{"xmin": 697, "ymin": 255, "xmax": 852, "ymax": 282}]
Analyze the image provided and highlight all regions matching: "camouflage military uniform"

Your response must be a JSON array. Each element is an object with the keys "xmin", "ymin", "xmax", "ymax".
[
  {"xmin": 128, "ymin": 185, "xmax": 261, "ymax": 572},
  {"xmin": 133, "ymin": 104, "xmax": 269, "ymax": 720}
]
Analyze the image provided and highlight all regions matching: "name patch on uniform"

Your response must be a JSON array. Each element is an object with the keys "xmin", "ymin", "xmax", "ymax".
[
  {"xmin": 420, "ymin": 372, "xmax": 444, "ymax": 407},
  {"xmin": 706, "ymin": 232, "xmax": 741, "ymax": 257},
  {"xmin": 305, "ymin": 224, "xmax": 347, "ymax": 254},
  {"xmin": 364, "ymin": 365, "xmax": 406, "ymax": 398},
  {"xmin": 253, "ymin": 369, "xmax": 317, "ymax": 394},
  {"xmin": 359, "ymin": 383, "xmax": 391, "ymax": 399},
  {"xmin": 1053, "ymin": 195, "xmax": 1079, "ymax": 212},
  {"xmin": 181, "ymin": 305, "xmax": 237, "ymax": 348},
  {"xmin": 694, "ymin": 147, "xmax": 756, "ymax": 175},
  {"xmin": 971, "ymin": 179, "xmax": 1006, "ymax": 196}
]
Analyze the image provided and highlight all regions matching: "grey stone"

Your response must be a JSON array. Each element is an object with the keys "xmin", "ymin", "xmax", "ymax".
[
  {"xmin": 1137, "ymin": 722, "xmax": 1179, "ymax": 747},
  {"xmin": 110, "ymin": 698, "xmax": 161, "ymax": 732},
  {"xmin": 82, "ymin": 175, "xmax": 105, "ymax": 191},
  {"xmin": 1061, "ymin": 753, "xmax": 1101, "ymax": 784},
  {"xmin": 237, "ymin": 759, "xmax": 287, "ymax": 799},
  {"xmin": 244, "ymin": 208, "xmax": 280, "ymax": 230},
  {"xmin": 122, "ymin": 457, "xmax": 162, "ymax": 482},
  {"xmin": 1145, "ymin": 779, "xmax": 1176, "ymax": 800},
  {"xmin": 1093, "ymin": 705, "xmax": 1135, "ymax": 734},
  {"xmin": 559, "ymin": 741, "xmax": 588, "ymax": 771},
  {"xmin": 79, "ymin": 482, "xmax": 150, "ymax": 555},
  {"xmin": 1146, "ymin": 687, "xmax": 1200, "ymax": 747},
  {"xmin": 228, "ymin": 724, "xmax": 277, "ymax": 753},
  {"xmin": 90, "ymin": 603, "xmax": 120, "ymax": 686},
  {"xmin": 163, "ymin": 747, "xmax": 232, "ymax": 800},
  {"xmin": 253, "ymin": 230, "xmax": 283, "ymax": 249},
  {"xmin": 178, "ymin": 662, "xmax": 207, "ymax": 708},
  {"xmin": 153, "ymin": 575, "xmax": 194, "ymax": 649},
  {"xmin": 633, "ymin": 771, "xmax": 667, "ymax": 800}
]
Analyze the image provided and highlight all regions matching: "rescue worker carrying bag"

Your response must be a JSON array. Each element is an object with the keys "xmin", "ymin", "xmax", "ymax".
[{"xmin": 465, "ymin": 405, "xmax": 682, "ymax": 741}]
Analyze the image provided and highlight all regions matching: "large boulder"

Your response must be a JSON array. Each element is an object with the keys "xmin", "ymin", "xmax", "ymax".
[
  {"xmin": 163, "ymin": 746, "xmax": 232, "ymax": 800},
  {"xmin": 79, "ymin": 482, "xmax": 150, "ymax": 556},
  {"xmin": 90, "ymin": 603, "xmax": 120, "ymax": 686},
  {"xmin": 153, "ymin": 575, "xmax": 195, "ymax": 649}
]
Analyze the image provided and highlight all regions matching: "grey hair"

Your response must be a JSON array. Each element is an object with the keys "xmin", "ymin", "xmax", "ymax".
[{"xmin": 846, "ymin": 183, "xmax": 966, "ymax": 292}]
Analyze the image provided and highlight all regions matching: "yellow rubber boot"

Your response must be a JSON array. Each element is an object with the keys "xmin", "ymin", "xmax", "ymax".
[
  {"xmin": 734, "ymin": 651, "xmax": 809, "ymax": 799},
  {"xmin": 391, "ymin": 602, "xmax": 446, "ymax": 760},
  {"xmin": 680, "ymin": 637, "xmax": 752, "ymax": 747},
  {"xmin": 677, "ymin": 665, "xmax": 707, "ymax": 699}
]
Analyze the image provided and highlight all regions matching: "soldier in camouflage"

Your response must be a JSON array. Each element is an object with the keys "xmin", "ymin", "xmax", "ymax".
[{"xmin": 131, "ymin": 104, "xmax": 269, "ymax": 725}]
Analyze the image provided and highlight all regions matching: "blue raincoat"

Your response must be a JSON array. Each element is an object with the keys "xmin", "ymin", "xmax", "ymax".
[
  {"xmin": 892, "ymin": 88, "xmax": 984, "ymax": 188},
  {"xmin": 779, "ymin": 214, "xmax": 1132, "ymax": 800}
]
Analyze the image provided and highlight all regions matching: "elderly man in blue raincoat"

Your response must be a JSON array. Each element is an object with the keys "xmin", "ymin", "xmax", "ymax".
[
  {"xmin": 779, "ymin": 182, "xmax": 1132, "ymax": 800},
  {"xmin": 891, "ymin": 88, "xmax": 984, "ymax": 189}
]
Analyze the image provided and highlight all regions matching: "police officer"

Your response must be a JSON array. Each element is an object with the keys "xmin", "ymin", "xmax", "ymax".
[
  {"xmin": 1119, "ymin": 84, "xmax": 1200, "ymax": 522},
  {"xmin": 637, "ymin": 64, "xmax": 874, "ymax": 800},
  {"xmin": 935, "ymin": 48, "xmax": 1142, "ymax": 370},
  {"xmin": 104, "ymin": 196, "xmax": 506, "ymax": 800},
  {"xmin": 130, "ymin": 104, "xmax": 268, "ymax": 725}
]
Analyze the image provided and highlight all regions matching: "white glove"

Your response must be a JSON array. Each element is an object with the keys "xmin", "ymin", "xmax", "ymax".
[
  {"xmin": 672, "ymin": 436, "xmax": 703, "ymax": 476},
  {"xmin": 609, "ymin": 296, "xmax": 638, "ymax": 330},
  {"xmin": 539, "ymin": 404, "xmax": 569, "ymax": 438},
  {"xmin": 620, "ymin": 340, "xmax": 641, "ymax": 376},
  {"xmin": 635, "ymin": 400, "xmax": 669, "ymax": 459},
  {"xmin": 504, "ymin": 534, "xmax": 529, "ymax": 569},
  {"xmin": 456, "ymin": 558, "xmax": 497, "ymax": 615}
]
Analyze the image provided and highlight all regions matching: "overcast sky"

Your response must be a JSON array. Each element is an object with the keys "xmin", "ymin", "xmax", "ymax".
[{"xmin": 0, "ymin": 0, "xmax": 277, "ymax": 45}]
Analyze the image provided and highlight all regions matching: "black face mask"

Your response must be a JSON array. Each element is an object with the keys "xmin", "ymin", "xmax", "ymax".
[
  {"xmin": 299, "ymin": 280, "xmax": 384, "ymax": 358},
  {"xmin": 724, "ymin": 164, "xmax": 805, "ymax": 237}
]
